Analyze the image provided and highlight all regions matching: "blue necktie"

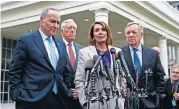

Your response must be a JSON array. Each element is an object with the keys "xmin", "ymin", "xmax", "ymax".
[
  {"xmin": 47, "ymin": 37, "xmax": 58, "ymax": 94},
  {"xmin": 133, "ymin": 48, "xmax": 141, "ymax": 74}
]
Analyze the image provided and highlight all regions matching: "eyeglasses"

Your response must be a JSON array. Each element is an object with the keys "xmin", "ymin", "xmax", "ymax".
[
  {"xmin": 65, "ymin": 26, "xmax": 77, "ymax": 30},
  {"xmin": 172, "ymin": 71, "xmax": 179, "ymax": 74}
]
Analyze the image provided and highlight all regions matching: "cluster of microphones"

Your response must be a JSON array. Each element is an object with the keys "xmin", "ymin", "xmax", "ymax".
[{"xmin": 84, "ymin": 48, "xmax": 149, "ymax": 109}]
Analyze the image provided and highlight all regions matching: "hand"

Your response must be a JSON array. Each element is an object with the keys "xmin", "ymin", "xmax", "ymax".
[
  {"xmin": 174, "ymin": 93, "xmax": 179, "ymax": 100},
  {"xmin": 71, "ymin": 88, "xmax": 78, "ymax": 100}
]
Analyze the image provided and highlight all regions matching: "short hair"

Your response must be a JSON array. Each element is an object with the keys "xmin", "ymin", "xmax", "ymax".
[
  {"xmin": 41, "ymin": 8, "xmax": 59, "ymax": 17},
  {"xmin": 61, "ymin": 19, "xmax": 77, "ymax": 30},
  {"xmin": 152, "ymin": 47, "xmax": 160, "ymax": 54},
  {"xmin": 125, "ymin": 22, "xmax": 144, "ymax": 33},
  {"xmin": 88, "ymin": 21, "xmax": 112, "ymax": 45},
  {"xmin": 172, "ymin": 64, "xmax": 179, "ymax": 71}
]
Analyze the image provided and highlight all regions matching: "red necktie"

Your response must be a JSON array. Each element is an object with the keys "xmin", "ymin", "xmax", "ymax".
[{"xmin": 68, "ymin": 43, "xmax": 75, "ymax": 68}]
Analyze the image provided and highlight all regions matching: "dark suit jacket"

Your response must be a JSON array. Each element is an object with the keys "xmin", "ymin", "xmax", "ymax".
[
  {"xmin": 162, "ymin": 78, "xmax": 179, "ymax": 109},
  {"xmin": 62, "ymin": 41, "xmax": 84, "ymax": 109},
  {"xmin": 63, "ymin": 41, "xmax": 84, "ymax": 89},
  {"xmin": 121, "ymin": 45, "xmax": 165, "ymax": 108},
  {"xmin": 9, "ymin": 30, "xmax": 72, "ymax": 102}
]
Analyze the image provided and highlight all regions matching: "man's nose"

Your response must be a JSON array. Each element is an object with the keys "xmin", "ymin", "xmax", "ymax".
[
  {"xmin": 54, "ymin": 23, "xmax": 59, "ymax": 29},
  {"xmin": 129, "ymin": 32, "xmax": 134, "ymax": 37}
]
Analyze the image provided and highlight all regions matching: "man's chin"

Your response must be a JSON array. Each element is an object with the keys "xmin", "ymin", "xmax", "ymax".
[{"xmin": 129, "ymin": 42, "xmax": 135, "ymax": 45}]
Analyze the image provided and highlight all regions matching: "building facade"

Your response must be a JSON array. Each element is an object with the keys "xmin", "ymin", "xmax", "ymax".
[{"xmin": 1, "ymin": 1, "xmax": 179, "ymax": 108}]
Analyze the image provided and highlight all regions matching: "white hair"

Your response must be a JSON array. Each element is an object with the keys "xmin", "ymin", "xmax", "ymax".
[
  {"xmin": 125, "ymin": 22, "xmax": 144, "ymax": 33},
  {"xmin": 61, "ymin": 19, "xmax": 77, "ymax": 30}
]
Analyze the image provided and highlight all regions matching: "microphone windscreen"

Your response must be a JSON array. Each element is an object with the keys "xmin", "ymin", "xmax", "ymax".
[
  {"xmin": 110, "ymin": 48, "xmax": 116, "ymax": 54},
  {"xmin": 99, "ymin": 51, "xmax": 105, "ymax": 56},
  {"xmin": 93, "ymin": 55, "xmax": 98, "ymax": 64},
  {"xmin": 85, "ymin": 60, "xmax": 94, "ymax": 70}
]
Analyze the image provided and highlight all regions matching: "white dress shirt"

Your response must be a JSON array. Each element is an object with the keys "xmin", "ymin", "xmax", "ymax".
[
  {"xmin": 129, "ymin": 44, "xmax": 142, "ymax": 66},
  {"xmin": 62, "ymin": 38, "xmax": 76, "ymax": 60},
  {"xmin": 39, "ymin": 29, "xmax": 59, "ymax": 64}
]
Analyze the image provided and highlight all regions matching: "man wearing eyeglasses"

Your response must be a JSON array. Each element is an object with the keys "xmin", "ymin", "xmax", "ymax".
[
  {"xmin": 60, "ymin": 19, "xmax": 83, "ymax": 109},
  {"xmin": 162, "ymin": 64, "xmax": 179, "ymax": 109},
  {"xmin": 121, "ymin": 22, "xmax": 165, "ymax": 109}
]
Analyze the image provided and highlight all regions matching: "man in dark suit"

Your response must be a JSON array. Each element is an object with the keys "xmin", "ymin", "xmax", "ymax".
[
  {"xmin": 9, "ymin": 8, "xmax": 71, "ymax": 109},
  {"xmin": 121, "ymin": 22, "xmax": 165, "ymax": 109},
  {"xmin": 60, "ymin": 19, "xmax": 83, "ymax": 109}
]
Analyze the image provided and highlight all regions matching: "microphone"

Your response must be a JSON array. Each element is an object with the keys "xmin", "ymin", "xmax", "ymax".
[
  {"xmin": 118, "ymin": 51, "xmax": 136, "ymax": 89},
  {"xmin": 91, "ymin": 51, "xmax": 105, "ymax": 73},
  {"xmin": 145, "ymin": 70, "xmax": 149, "ymax": 90},
  {"xmin": 110, "ymin": 48, "xmax": 117, "ymax": 69},
  {"xmin": 104, "ymin": 64, "xmax": 114, "ymax": 86},
  {"xmin": 93, "ymin": 55, "xmax": 98, "ymax": 64},
  {"xmin": 85, "ymin": 60, "xmax": 94, "ymax": 87}
]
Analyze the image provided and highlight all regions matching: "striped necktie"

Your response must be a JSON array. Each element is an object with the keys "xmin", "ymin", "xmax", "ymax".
[{"xmin": 68, "ymin": 43, "xmax": 75, "ymax": 68}]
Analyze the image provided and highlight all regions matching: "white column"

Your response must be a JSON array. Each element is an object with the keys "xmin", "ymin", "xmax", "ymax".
[
  {"xmin": 141, "ymin": 37, "xmax": 144, "ymax": 45},
  {"xmin": 172, "ymin": 46, "xmax": 176, "ymax": 61},
  {"xmin": 158, "ymin": 37, "xmax": 168, "ymax": 77},
  {"xmin": 0, "ymin": 36, "xmax": 2, "ymax": 74},
  {"xmin": 93, "ymin": 8, "xmax": 109, "ymax": 25},
  {"xmin": 176, "ymin": 46, "xmax": 179, "ymax": 64},
  {"xmin": 168, "ymin": 46, "xmax": 172, "ymax": 60}
]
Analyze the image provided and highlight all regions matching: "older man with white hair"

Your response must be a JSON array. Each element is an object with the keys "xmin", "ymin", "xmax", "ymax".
[
  {"xmin": 121, "ymin": 22, "xmax": 166, "ymax": 109},
  {"xmin": 60, "ymin": 19, "xmax": 83, "ymax": 109}
]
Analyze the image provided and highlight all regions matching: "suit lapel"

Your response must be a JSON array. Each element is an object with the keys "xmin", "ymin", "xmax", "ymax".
[
  {"xmin": 123, "ymin": 45, "xmax": 136, "ymax": 79},
  {"xmin": 139, "ymin": 45, "xmax": 149, "ymax": 78},
  {"xmin": 32, "ymin": 30, "xmax": 52, "ymax": 67},
  {"xmin": 74, "ymin": 43, "xmax": 80, "ymax": 71},
  {"xmin": 53, "ymin": 36, "xmax": 64, "ymax": 69},
  {"xmin": 88, "ymin": 45, "xmax": 98, "ymax": 60}
]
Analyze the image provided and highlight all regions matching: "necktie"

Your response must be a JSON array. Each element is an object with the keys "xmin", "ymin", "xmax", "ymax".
[
  {"xmin": 133, "ymin": 48, "xmax": 141, "ymax": 74},
  {"xmin": 68, "ymin": 43, "xmax": 75, "ymax": 68},
  {"xmin": 47, "ymin": 37, "xmax": 58, "ymax": 94}
]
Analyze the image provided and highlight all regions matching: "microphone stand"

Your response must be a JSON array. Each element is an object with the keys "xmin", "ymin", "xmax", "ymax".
[{"xmin": 110, "ymin": 48, "xmax": 122, "ymax": 109}]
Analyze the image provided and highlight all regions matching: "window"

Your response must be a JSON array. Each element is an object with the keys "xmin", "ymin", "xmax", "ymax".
[{"xmin": 1, "ymin": 38, "xmax": 17, "ymax": 103}]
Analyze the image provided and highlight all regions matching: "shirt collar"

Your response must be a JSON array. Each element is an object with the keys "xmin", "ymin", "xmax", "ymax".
[
  {"xmin": 129, "ymin": 44, "xmax": 142, "ymax": 52},
  {"xmin": 62, "ymin": 37, "xmax": 74, "ymax": 46},
  {"xmin": 39, "ymin": 28, "xmax": 52, "ymax": 41}
]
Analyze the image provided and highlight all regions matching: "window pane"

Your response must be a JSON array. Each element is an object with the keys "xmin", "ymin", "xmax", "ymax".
[
  {"xmin": 1, "ymin": 59, "xmax": 5, "ymax": 69},
  {"xmin": 1, "ymin": 71, "xmax": 4, "ymax": 81},
  {"xmin": 7, "ymin": 39, "xmax": 12, "ymax": 49},
  {"xmin": 3, "ymin": 38, "xmax": 6, "ymax": 47},
  {"xmin": 5, "ymin": 71, "xmax": 9, "ymax": 81},
  {"xmin": 12, "ymin": 50, "xmax": 15, "ymax": 56},
  {"xmin": 6, "ymin": 60, "xmax": 10, "ymax": 70},
  {"xmin": 1, "ymin": 93, "xmax": 3, "ymax": 103},
  {"xmin": 3, "ymin": 93, "xmax": 8, "ymax": 103},
  {"xmin": 2, "ymin": 48, "xmax": 6, "ymax": 58},
  {"xmin": 7, "ymin": 49, "xmax": 11, "ymax": 59},
  {"xmin": 1, "ymin": 81, "xmax": 4, "ymax": 92},
  {"xmin": 12, "ymin": 40, "xmax": 17, "ymax": 49},
  {"xmin": 4, "ymin": 82, "xmax": 9, "ymax": 92}
]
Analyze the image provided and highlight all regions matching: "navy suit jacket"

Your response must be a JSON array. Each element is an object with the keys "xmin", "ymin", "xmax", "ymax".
[
  {"xmin": 121, "ymin": 45, "xmax": 165, "ymax": 108},
  {"xmin": 9, "ymin": 30, "xmax": 72, "ymax": 102},
  {"xmin": 63, "ymin": 41, "xmax": 84, "ymax": 89}
]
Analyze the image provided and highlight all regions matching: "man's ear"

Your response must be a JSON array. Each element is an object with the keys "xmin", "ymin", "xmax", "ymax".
[
  {"xmin": 141, "ymin": 32, "xmax": 144, "ymax": 37},
  {"xmin": 60, "ymin": 29, "xmax": 63, "ymax": 35},
  {"xmin": 40, "ymin": 17, "xmax": 44, "ymax": 24}
]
